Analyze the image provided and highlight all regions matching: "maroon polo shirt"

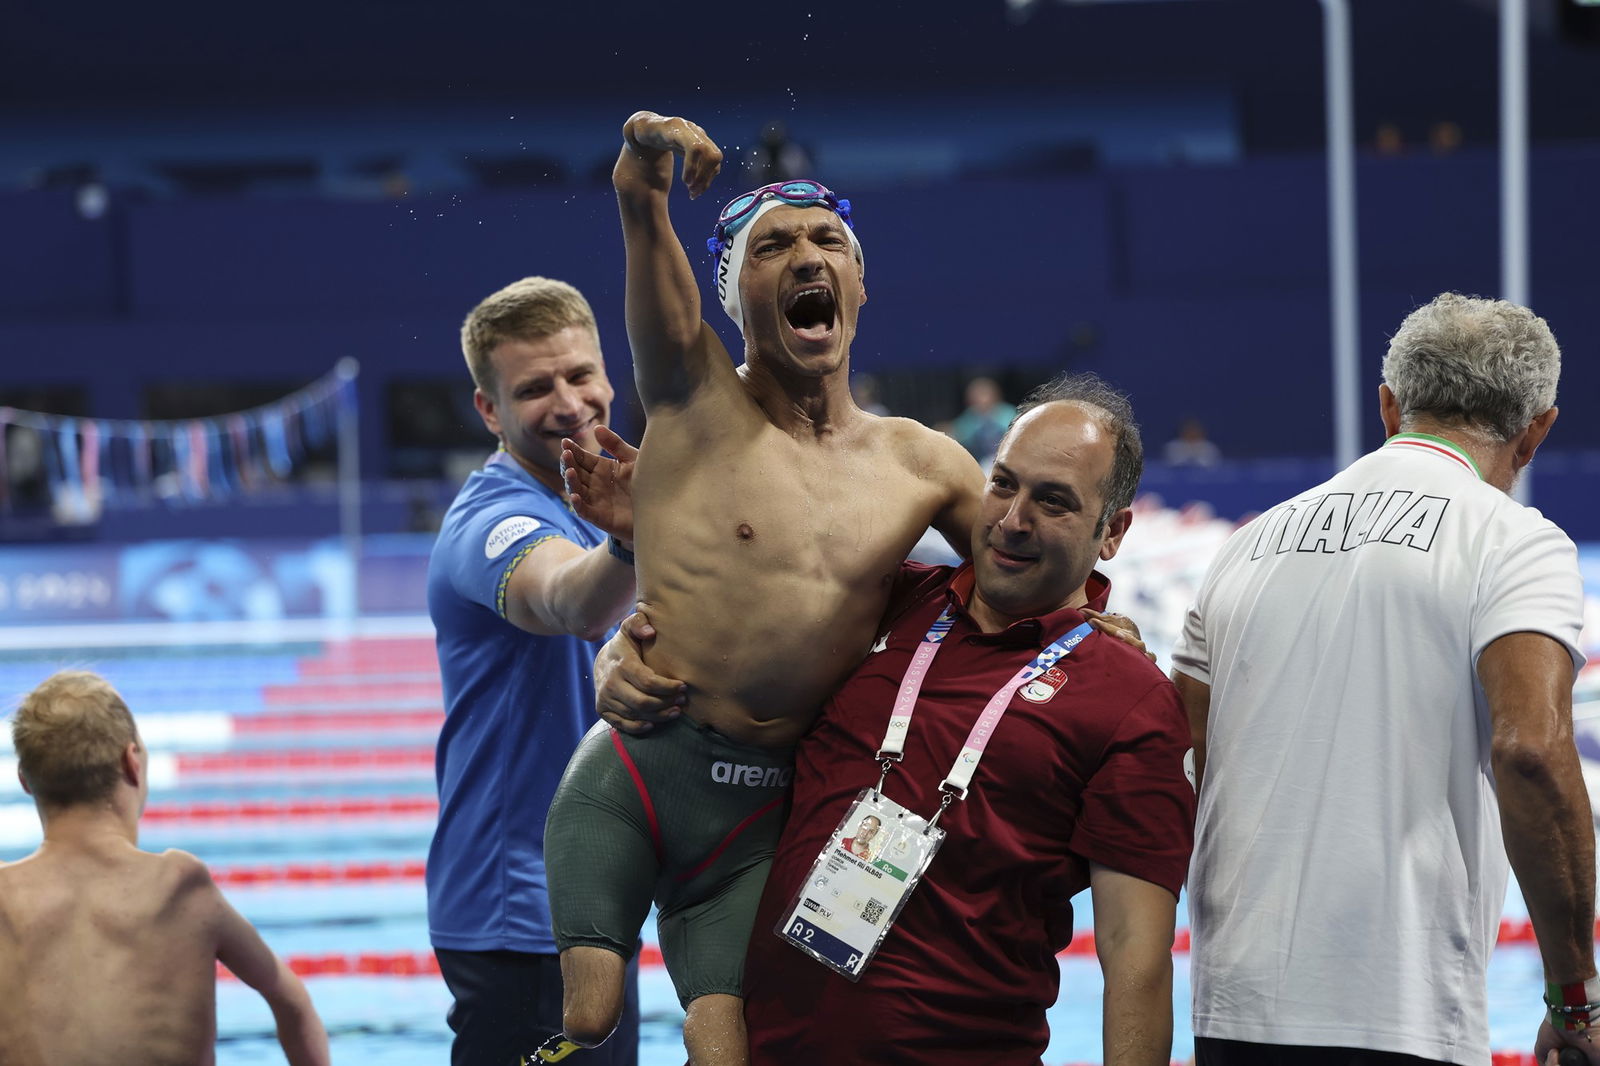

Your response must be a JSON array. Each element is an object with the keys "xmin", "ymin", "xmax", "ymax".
[{"xmin": 744, "ymin": 562, "xmax": 1195, "ymax": 1065}]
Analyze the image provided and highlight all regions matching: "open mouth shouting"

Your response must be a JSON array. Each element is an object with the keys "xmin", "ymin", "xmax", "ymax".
[{"xmin": 784, "ymin": 285, "xmax": 837, "ymax": 343}]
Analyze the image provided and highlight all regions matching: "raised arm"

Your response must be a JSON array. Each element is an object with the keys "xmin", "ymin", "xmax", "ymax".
[
  {"xmin": 613, "ymin": 111, "xmax": 733, "ymax": 410},
  {"xmin": 1090, "ymin": 863, "xmax": 1177, "ymax": 1066},
  {"xmin": 1478, "ymin": 632, "xmax": 1600, "ymax": 1065}
]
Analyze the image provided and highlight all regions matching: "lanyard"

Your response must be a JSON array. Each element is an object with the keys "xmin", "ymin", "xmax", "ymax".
[{"xmin": 874, "ymin": 603, "xmax": 1095, "ymax": 825}]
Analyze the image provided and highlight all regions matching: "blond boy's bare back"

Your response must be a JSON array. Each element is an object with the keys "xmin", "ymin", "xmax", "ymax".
[
  {"xmin": 1, "ymin": 833, "xmax": 323, "ymax": 1066},
  {"xmin": 3, "ymin": 670, "xmax": 327, "ymax": 1066},
  {"xmin": 0, "ymin": 843, "xmax": 224, "ymax": 1065}
]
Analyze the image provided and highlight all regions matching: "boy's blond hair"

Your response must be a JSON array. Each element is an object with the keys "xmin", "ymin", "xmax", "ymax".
[
  {"xmin": 460, "ymin": 276, "xmax": 601, "ymax": 394},
  {"xmin": 12, "ymin": 671, "xmax": 138, "ymax": 808}
]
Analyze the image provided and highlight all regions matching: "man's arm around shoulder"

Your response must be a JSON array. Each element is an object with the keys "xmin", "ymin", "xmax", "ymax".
[{"xmin": 1090, "ymin": 862, "xmax": 1176, "ymax": 1066}]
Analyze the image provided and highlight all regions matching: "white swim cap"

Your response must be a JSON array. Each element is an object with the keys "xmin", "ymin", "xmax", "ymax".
[{"xmin": 711, "ymin": 184, "xmax": 863, "ymax": 335}]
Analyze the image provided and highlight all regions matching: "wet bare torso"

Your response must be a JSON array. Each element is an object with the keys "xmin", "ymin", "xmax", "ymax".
[
  {"xmin": 634, "ymin": 381, "xmax": 969, "ymax": 749},
  {"xmin": 0, "ymin": 845, "xmax": 220, "ymax": 1066}
]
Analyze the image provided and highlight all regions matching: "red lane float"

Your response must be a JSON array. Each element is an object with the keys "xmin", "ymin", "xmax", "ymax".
[
  {"xmin": 220, "ymin": 960, "xmax": 1564, "ymax": 1066},
  {"xmin": 1055, "ymin": 916, "xmax": 1560, "ymax": 957},
  {"xmin": 196, "ymin": 856, "xmax": 1597, "ymax": 959},
  {"xmin": 143, "ymin": 796, "xmax": 438, "ymax": 823},
  {"xmin": 219, "ymin": 944, "xmax": 666, "ymax": 980},
  {"xmin": 296, "ymin": 639, "xmax": 439, "ymax": 677},
  {"xmin": 213, "ymin": 859, "xmax": 428, "ymax": 886},
  {"xmin": 262, "ymin": 680, "xmax": 442, "ymax": 706},
  {"xmin": 219, "ymin": 951, "xmax": 442, "ymax": 979},
  {"xmin": 219, "ymin": 936, "xmax": 1567, "ymax": 985},
  {"xmin": 212, "ymin": 925, "xmax": 1577, "ymax": 988},
  {"xmin": 176, "ymin": 747, "xmax": 435, "ymax": 774},
  {"xmin": 234, "ymin": 709, "xmax": 444, "ymax": 734}
]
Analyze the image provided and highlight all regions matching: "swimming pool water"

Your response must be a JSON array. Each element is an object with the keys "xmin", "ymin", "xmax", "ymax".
[{"xmin": 0, "ymin": 628, "xmax": 1583, "ymax": 1065}]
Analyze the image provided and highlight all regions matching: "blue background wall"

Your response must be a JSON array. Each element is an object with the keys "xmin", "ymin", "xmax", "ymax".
[
  {"xmin": 5, "ymin": 144, "xmax": 1597, "ymax": 459},
  {"xmin": 4, "ymin": 0, "xmax": 1599, "ymax": 539}
]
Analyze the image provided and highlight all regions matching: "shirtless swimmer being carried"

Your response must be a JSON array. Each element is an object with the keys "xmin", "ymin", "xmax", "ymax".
[{"xmin": 541, "ymin": 112, "xmax": 983, "ymax": 1066}]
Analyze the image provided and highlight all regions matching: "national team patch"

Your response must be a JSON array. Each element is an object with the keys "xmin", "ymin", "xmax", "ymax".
[
  {"xmin": 485, "ymin": 516, "xmax": 542, "ymax": 559},
  {"xmin": 1019, "ymin": 665, "xmax": 1068, "ymax": 703}
]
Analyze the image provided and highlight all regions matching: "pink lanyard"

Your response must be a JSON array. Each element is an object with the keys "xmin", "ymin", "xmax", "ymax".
[{"xmin": 874, "ymin": 605, "xmax": 1095, "ymax": 824}]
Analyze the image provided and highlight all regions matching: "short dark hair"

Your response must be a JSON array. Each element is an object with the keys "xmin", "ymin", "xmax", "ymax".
[{"xmin": 1010, "ymin": 372, "xmax": 1143, "ymax": 535}]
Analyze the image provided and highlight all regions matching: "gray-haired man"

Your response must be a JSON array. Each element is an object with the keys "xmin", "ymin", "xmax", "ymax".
[{"xmin": 1174, "ymin": 292, "xmax": 1597, "ymax": 1066}]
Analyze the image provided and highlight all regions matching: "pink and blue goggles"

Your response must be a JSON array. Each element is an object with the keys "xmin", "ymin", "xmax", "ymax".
[{"xmin": 706, "ymin": 179, "xmax": 854, "ymax": 257}]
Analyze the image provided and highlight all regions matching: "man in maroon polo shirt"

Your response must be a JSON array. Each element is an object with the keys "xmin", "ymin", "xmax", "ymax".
[
  {"xmin": 740, "ymin": 373, "xmax": 1193, "ymax": 1065},
  {"xmin": 594, "ymin": 371, "xmax": 1195, "ymax": 1065}
]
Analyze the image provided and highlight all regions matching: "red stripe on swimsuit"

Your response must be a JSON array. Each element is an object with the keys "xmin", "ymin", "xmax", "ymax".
[
  {"xmin": 675, "ymin": 794, "xmax": 786, "ymax": 884},
  {"xmin": 610, "ymin": 729, "xmax": 664, "ymax": 865}
]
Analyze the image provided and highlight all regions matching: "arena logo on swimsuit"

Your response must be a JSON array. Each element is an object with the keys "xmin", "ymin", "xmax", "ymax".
[{"xmin": 710, "ymin": 761, "xmax": 793, "ymax": 788}]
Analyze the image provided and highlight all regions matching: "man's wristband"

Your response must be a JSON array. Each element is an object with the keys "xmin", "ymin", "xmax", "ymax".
[
  {"xmin": 1546, "ymin": 977, "xmax": 1600, "ymax": 1030},
  {"xmin": 608, "ymin": 535, "xmax": 635, "ymax": 565}
]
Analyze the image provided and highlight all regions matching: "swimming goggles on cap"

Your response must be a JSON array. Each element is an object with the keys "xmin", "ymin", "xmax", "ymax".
[{"xmin": 706, "ymin": 179, "xmax": 854, "ymax": 257}]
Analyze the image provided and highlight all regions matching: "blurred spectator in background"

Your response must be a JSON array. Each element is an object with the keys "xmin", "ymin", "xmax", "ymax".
[
  {"xmin": 948, "ymin": 376, "xmax": 1016, "ymax": 465},
  {"xmin": 1373, "ymin": 122, "xmax": 1406, "ymax": 156},
  {"xmin": 1428, "ymin": 120, "xmax": 1463, "ymax": 156},
  {"xmin": 1162, "ymin": 416, "xmax": 1222, "ymax": 468},
  {"xmin": 405, "ymin": 489, "xmax": 442, "ymax": 533},
  {"xmin": 743, "ymin": 120, "xmax": 815, "ymax": 184},
  {"xmin": 851, "ymin": 373, "xmax": 890, "ymax": 417},
  {"xmin": 3, "ymin": 425, "xmax": 49, "ymax": 515}
]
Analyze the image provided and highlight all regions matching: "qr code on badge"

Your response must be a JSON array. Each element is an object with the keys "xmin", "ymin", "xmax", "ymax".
[{"xmin": 861, "ymin": 897, "xmax": 887, "ymax": 925}]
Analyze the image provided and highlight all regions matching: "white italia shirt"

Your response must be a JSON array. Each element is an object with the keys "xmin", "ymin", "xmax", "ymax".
[{"xmin": 1173, "ymin": 433, "xmax": 1585, "ymax": 1065}]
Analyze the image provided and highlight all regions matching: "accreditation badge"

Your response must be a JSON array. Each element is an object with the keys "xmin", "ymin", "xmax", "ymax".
[{"xmin": 774, "ymin": 789, "xmax": 945, "ymax": 981}]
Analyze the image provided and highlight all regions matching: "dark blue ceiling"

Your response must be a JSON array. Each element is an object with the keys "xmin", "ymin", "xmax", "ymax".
[{"xmin": 5, "ymin": 0, "xmax": 1598, "ymax": 151}]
